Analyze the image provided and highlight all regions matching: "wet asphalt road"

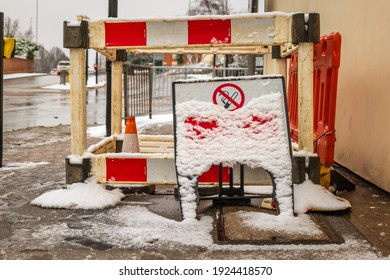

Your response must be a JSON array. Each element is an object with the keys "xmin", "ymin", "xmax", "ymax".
[{"xmin": 3, "ymin": 74, "xmax": 107, "ymax": 131}]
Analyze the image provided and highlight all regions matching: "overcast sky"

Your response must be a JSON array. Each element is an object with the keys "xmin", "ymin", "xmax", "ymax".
[{"xmin": 2, "ymin": 0, "xmax": 264, "ymax": 52}]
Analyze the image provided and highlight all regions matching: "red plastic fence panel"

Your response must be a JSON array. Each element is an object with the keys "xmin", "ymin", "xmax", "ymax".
[{"xmin": 287, "ymin": 32, "xmax": 342, "ymax": 167}]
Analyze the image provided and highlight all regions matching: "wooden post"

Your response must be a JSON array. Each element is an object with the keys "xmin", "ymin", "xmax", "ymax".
[
  {"xmin": 274, "ymin": 58, "xmax": 287, "ymax": 79},
  {"xmin": 291, "ymin": 13, "xmax": 320, "ymax": 153},
  {"xmin": 297, "ymin": 42, "xmax": 314, "ymax": 152},
  {"xmin": 70, "ymin": 48, "xmax": 87, "ymax": 156},
  {"xmin": 264, "ymin": 53, "xmax": 287, "ymax": 79},
  {"xmin": 123, "ymin": 64, "xmax": 129, "ymax": 118},
  {"xmin": 111, "ymin": 60, "xmax": 123, "ymax": 135}
]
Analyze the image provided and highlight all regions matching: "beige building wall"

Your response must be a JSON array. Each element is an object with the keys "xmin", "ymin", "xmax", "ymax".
[{"xmin": 265, "ymin": 0, "xmax": 390, "ymax": 192}]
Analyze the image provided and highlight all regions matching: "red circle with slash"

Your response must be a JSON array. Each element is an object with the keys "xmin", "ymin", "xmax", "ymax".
[{"xmin": 212, "ymin": 83, "xmax": 245, "ymax": 111}]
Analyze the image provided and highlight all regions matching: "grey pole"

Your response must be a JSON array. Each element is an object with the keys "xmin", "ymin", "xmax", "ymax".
[
  {"xmin": 95, "ymin": 51, "xmax": 98, "ymax": 84},
  {"xmin": 106, "ymin": 0, "xmax": 118, "ymax": 136},
  {"xmin": 0, "ymin": 13, "xmax": 4, "ymax": 167},
  {"xmin": 86, "ymin": 49, "xmax": 89, "ymax": 85},
  {"xmin": 248, "ymin": 0, "xmax": 258, "ymax": 75}
]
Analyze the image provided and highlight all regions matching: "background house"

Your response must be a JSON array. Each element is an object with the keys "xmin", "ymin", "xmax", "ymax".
[{"xmin": 264, "ymin": 0, "xmax": 390, "ymax": 193}]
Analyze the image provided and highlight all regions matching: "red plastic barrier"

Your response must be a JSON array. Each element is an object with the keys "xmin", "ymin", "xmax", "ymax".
[{"xmin": 287, "ymin": 32, "xmax": 342, "ymax": 167}]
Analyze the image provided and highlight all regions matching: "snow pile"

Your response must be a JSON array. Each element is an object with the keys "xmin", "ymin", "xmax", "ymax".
[
  {"xmin": 87, "ymin": 125, "xmax": 107, "ymax": 138},
  {"xmin": 136, "ymin": 114, "xmax": 173, "ymax": 135},
  {"xmin": 294, "ymin": 180, "xmax": 351, "ymax": 213},
  {"xmin": 98, "ymin": 205, "xmax": 214, "ymax": 247},
  {"xmin": 175, "ymin": 93, "xmax": 292, "ymax": 219},
  {"xmin": 86, "ymin": 113, "xmax": 173, "ymax": 138},
  {"xmin": 31, "ymin": 181, "xmax": 124, "ymax": 209},
  {"xmin": 239, "ymin": 211, "xmax": 323, "ymax": 236},
  {"xmin": 245, "ymin": 185, "xmax": 273, "ymax": 194},
  {"xmin": 243, "ymin": 182, "xmax": 351, "ymax": 213}
]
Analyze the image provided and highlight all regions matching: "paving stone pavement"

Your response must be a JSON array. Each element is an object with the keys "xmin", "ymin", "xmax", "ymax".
[{"xmin": 0, "ymin": 125, "xmax": 389, "ymax": 260}]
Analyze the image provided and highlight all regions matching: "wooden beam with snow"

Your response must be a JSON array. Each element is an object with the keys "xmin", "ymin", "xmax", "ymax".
[{"xmin": 87, "ymin": 12, "xmax": 293, "ymax": 54}]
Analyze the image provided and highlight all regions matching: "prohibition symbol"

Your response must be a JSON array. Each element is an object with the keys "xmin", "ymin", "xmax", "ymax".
[{"xmin": 212, "ymin": 83, "xmax": 245, "ymax": 111}]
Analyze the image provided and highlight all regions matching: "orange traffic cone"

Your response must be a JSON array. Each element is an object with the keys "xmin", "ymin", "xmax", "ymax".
[{"xmin": 122, "ymin": 116, "xmax": 140, "ymax": 153}]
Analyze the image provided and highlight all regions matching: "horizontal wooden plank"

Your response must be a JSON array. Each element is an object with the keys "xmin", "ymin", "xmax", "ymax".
[
  {"xmin": 139, "ymin": 135, "xmax": 174, "ymax": 142},
  {"xmin": 87, "ymin": 12, "xmax": 294, "ymax": 52},
  {"xmin": 138, "ymin": 135, "xmax": 174, "ymax": 154}
]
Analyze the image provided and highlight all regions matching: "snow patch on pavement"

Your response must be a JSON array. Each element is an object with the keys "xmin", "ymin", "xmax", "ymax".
[
  {"xmin": 0, "ymin": 162, "xmax": 49, "ymax": 170},
  {"xmin": 31, "ymin": 181, "xmax": 125, "ymax": 210}
]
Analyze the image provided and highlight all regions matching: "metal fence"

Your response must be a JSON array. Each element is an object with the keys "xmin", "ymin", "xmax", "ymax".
[
  {"xmin": 123, "ymin": 64, "xmax": 152, "ymax": 118},
  {"xmin": 123, "ymin": 64, "xmax": 262, "ymax": 118}
]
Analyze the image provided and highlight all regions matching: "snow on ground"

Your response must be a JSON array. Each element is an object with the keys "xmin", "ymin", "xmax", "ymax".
[
  {"xmin": 31, "ymin": 181, "xmax": 124, "ymax": 210},
  {"xmin": 31, "ymin": 178, "xmax": 350, "ymax": 214},
  {"xmin": 29, "ymin": 184, "xmax": 381, "ymax": 260},
  {"xmin": 87, "ymin": 125, "xmax": 107, "ymax": 138},
  {"xmin": 87, "ymin": 113, "xmax": 174, "ymax": 138},
  {"xmin": 87, "ymin": 205, "xmax": 215, "ymax": 248},
  {"xmin": 294, "ymin": 180, "xmax": 351, "ymax": 213},
  {"xmin": 3, "ymin": 73, "xmax": 46, "ymax": 80},
  {"xmin": 4, "ymin": 110, "xmax": 362, "ymax": 255},
  {"xmin": 239, "ymin": 211, "xmax": 324, "ymax": 235},
  {"xmin": 42, "ymin": 78, "xmax": 106, "ymax": 90},
  {"xmin": 136, "ymin": 113, "xmax": 174, "ymax": 134},
  {"xmin": 1, "ymin": 162, "xmax": 49, "ymax": 170},
  {"xmin": 6, "ymin": 133, "xmax": 71, "ymax": 150}
]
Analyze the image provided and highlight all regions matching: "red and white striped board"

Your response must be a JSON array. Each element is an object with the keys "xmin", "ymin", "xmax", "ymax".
[
  {"xmin": 90, "ymin": 153, "xmax": 271, "ymax": 185},
  {"xmin": 104, "ymin": 157, "xmax": 229, "ymax": 184},
  {"xmin": 88, "ymin": 13, "xmax": 293, "ymax": 53}
]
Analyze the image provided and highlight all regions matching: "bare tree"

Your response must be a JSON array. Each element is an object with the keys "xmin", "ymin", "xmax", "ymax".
[
  {"xmin": 36, "ymin": 46, "xmax": 69, "ymax": 73},
  {"xmin": 188, "ymin": 0, "xmax": 230, "ymax": 15},
  {"xmin": 23, "ymin": 27, "xmax": 34, "ymax": 41},
  {"xmin": 4, "ymin": 16, "xmax": 21, "ymax": 37}
]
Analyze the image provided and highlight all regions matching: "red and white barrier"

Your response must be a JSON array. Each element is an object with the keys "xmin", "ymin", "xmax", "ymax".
[
  {"xmin": 89, "ymin": 140, "xmax": 271, "ymax": 186},
  {"xmin": 88, "ymin": 13, "xmax": 293, "ymax": 52}
]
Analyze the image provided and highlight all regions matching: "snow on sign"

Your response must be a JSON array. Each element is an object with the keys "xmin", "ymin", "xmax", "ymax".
[
  {"xmin": 212, "ymin": 83, "xmax": 245, "ymax": 110},
  {"xmin": 173, "ymin": 75, "xmax": 293, "ymax": 220}
]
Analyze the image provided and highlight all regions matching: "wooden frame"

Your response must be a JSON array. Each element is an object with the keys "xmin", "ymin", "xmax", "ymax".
[{"xmin": 64, "ymin": 12, "xmax": 319, "ymax": 156}]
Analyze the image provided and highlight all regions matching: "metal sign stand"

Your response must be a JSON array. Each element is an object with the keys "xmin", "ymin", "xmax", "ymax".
[{"xmin": 172, "ymin": 76, "xmax": 293, "ymax": 218}]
